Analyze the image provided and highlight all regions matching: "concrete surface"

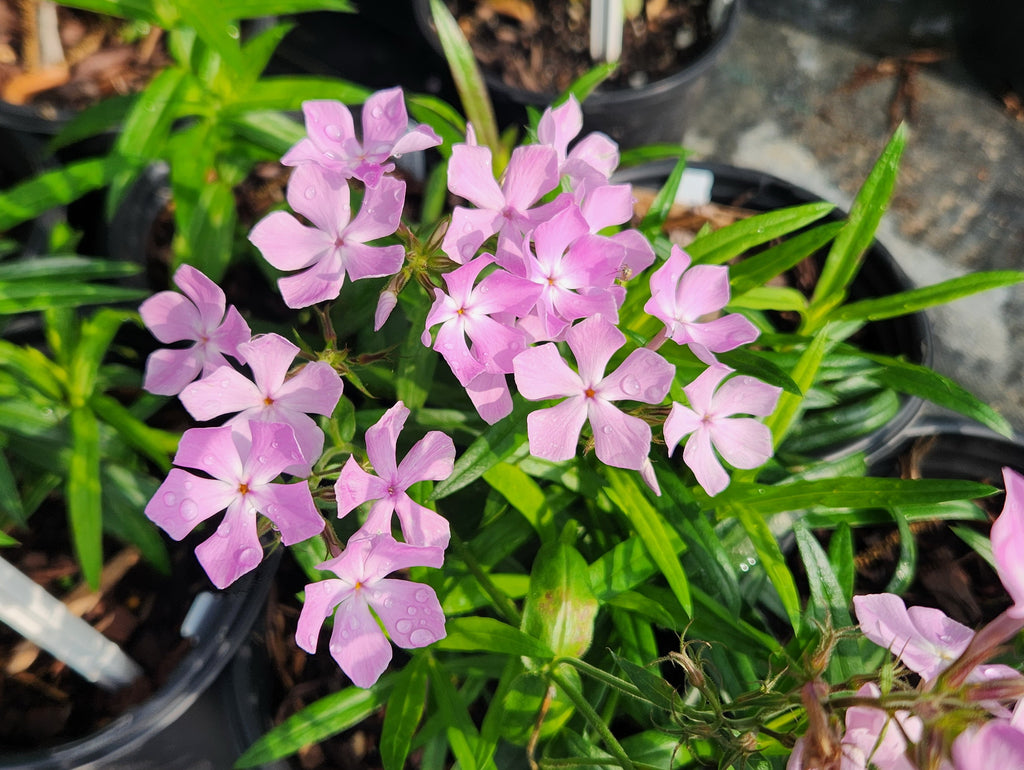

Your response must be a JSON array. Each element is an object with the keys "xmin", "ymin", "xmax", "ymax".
[{"xmin": 684, "ymin": 4, "xmax": 1024, "ymax": 433}]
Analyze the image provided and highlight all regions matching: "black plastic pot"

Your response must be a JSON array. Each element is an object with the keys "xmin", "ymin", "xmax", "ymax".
[
  {"xmin": 412, "ymin": 0, "xmax": 741, "ymax": 149},
  {"xmin": 612, "ymin": 159, "xmax": 933, "ymax": 460},
  {"xmin": 0, "ymin": 548, "xmax": 282, "ymax": 770}
]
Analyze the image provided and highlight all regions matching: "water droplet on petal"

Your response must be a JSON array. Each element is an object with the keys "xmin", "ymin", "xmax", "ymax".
[
  {"xmin": 257, "ymin": 455, "xmax": 268, "ymax": 464},
  {"xmin": 602, "ymin": 425, "xmax": 614, "ymax": 435},
  {"xmin": 409, "ymin": 628, "xmax": 435, "ymax": 646},
  {"xmin": 304, "ymin": 186, "xmax": 317, "ymax": 200},
  {"xmin": 383, "ymin": 597, "xmax": 393, "ymax": 608},
  {"xmin": 271, "ymin": 441, "xmax": 280, "ymax": 449},
  {"xmin": 180, "ymin": 498, "xmax": 199, "ymax": 521},
  {"xmin": 184, "ymin": 480, "xmax": 193, "ymax": 491},
  {"xmin": 395, "ymin": 619, "xmax": 413, "ymax": 634},
  {"xmin": 407, "ymin": 605, "xmax": 417, "ymax": 615},
  {"xmin": 623, "ymin": 376, "xmax": 641, "ymax": 395},
  {"xmin": 325, "ymin": 124, "xmax": 342, "ymax": 140},
  {"xmin": 241, "ymin": 547, "xmax": 261, "ymax": 565},
  {"xmin": 163, "ymin": 491, "xmax": 177, "ymax": 507},
  {"xmin": 370, "ymin": 106, "xmax": 384, "ymax": 119},
  {"xmin": 415, "ymin": 588, "xmax": 431, "ymax": 603}
]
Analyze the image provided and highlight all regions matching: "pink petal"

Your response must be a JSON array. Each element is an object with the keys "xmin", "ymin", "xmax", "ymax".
[
  {"xmin": 708, "ymin": 417, "xmax": 773, "ymax": 470},
  {"xmin": 588, "ymin": 398, "xmax": 652, "ymax": 471},
  {"xmin": 502, "ymin": 145, "xmax": 559, "ymax": 211},
  {"xmin": 145, "ymin": 470, "xmax": 234, "ymax": 540},
  {"xmin": 365, "ymin": 402, "xmax": 407, "ymax": 480},
  {"xmin": 647, "ymin": 247, "xmax": 692, "ymax": 308},
  {"xmin": 357, "ymin": 534, "xmax": 445, "ymax": 580},
  {"xmin": 663, "ymin": 402, "xmax": 701, "ymax": 454},
  {"xmin": 678, "ymin": 313, "xmax": 761, "ymax": 355},
  {"xmin": 179, "ymin": 366, "xmax": 262, "ymax": 422},
  {"xmin": 537, "ymin": 96, "xmax": 582, "ymax": 157},
  {"xmin": 526, "ymin": 396, "xmax": 588, "ymax": 462},
  {"xmin": 560, "ymin": 234, "xmax": 624, "ymax": 288},
  {"xmin": 513, "ymin": 343, "xmax": 582, "ymax": 400},
  {"xmin": 234, "ymin": 409, "xmax": 323, "ymax": 476},
  {"xmin": 300, "ymin": 99, "xmax": 356, "ymax": 157},
  {"xmin": 336, "ymin": 455, "xmax": 389, "ymax": 518},
  {"xmin": 250, "ymin": 481, "xmax": 324, "ymax": 545},
  {"xmin": 360, "ymin": 87, "xmax": 408, "ymax": 149},
  {"xmin": 287, "ymin": 163, "xmax": 351, "ymax": 235},
  {"xmin": 341, "ymin": 242, "xmax": 405, "ymax": 282},
  {"xmin": 277, "ymin": 250, "xmax": 346, "ymax": 307},
  {"xmin": 711, "ymin": 374, "xmax": 782, "ymax": 419},
  {"xmin": 463, "ymin": 313, "xmax": 528, "ymax": 374},
  {"xmin": 274, "ymin": 361, "xmax": 344, "ymax": 417},
  {"xmin": 532, "ymin": 205, "xmax": 590, "ymax": 269},
  {"xmin": 682, "ymin": 427, "xmax": 730, "ymax": 497},
  {"xmin": 393, "ymin": 496, "xmax": 451, "ymax": 549},
  {"xmin": 139, "ymin": 291, "xmax": 201, "ymax": 344},
  {"xmin": 328, "ymin": 593, "xmax": 393, "ymax": 688},
  {"xmin": 675, "ymin": 264, "xmax": 731, "ymax": 319},
  {"xmin": 953, "ymin": 721, "xmax": 1024, "ymax": 770},
  {"xmin": 992, "ymin": 468, "xmax": 1024, "ymax": 616},
  {"xmin": 565, "ymin": 315, "xmax": 624, "ymax": 387},
  {"xmin": 143, "ymin": 347, "xmax": 203, "ymax": 396},
  {"xmin": 295, "ymin": 578, "xmax": 350, "ymax": 653},
  {"xmin": 243, "ymin": 420, "xmax": 307, "ymax": 484},
  {"xmin": 366, "ymin": 578, "xmax": 446, "ymax": 649},
  {"xmin": 374, "ymin": 289, "xmax": 399, "ymax": 331},
  {"xmin": 611, "ymin": 229, "xmax": 655, "ymax": 276},
  {"xmin": 242, "ymin": 334, "xmax": 299, "ymax": 394},
  {"xmin": 172, "ymin": 264, "xmax": 227, "ymax": 329},
  {"xmin": 194, "ymin": 502, "xmax": 263, "ymax": 589},
  {"xmin": 397, "ymin": 430, "xmax": 456, "ymax": 486},
  {"xmin": 448, "ymin": 143, "xmax": 504, "ymax": 209},
  {"xmin": 209, "ymin": 305, "xmax": 251, "ymax": 364},
  {"xmin": 565, "ymin": 133, "xmax": 618, "ymax": 181},
  {"xmin": 465, "ymin": 370, "xmax": 513, "ymax": 425},
  {"xmin": 344, "ymin": 176, "xmax": 405, "ymax": 243},
  {"xmin": 682, "ymin": 363, "xmax": 732, "ymax": 415},
  {"xmin": 471, "ymin": 268, "xmax": 541, "ymax": 318},
  {"xmin": 174, "ymin": 425, "xmax": 244, "ymax": 481},
  {"xmin": 434, "ymin": 319, "xmax": 485, "ymax": 386},
  {"xmin": 599, "ymin": 349, "xmax": 674, "ymax": 404},
  {"xmin": 248, "ymin": 210, "xmax": 334, "ymax": 272},
  {"xmin": 442, "ymin": 206, "xmax": 503, "ymax": 263},
  {"xmin": 391, "ymin": 124, "xmax": 442, "ymax": 156},
  {"xmin": 279, "ymin": 136, "xmax": 322, "ymax": 167},
  {"xmin": 579, "ymin": 183, "xmax": 633, "ymax": 231}
]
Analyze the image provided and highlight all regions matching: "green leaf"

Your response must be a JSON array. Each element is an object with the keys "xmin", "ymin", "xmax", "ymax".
[
  {"xmin": 172, "ymin": 0, "xmax": 243, "ymax": 75},
  {"xmin": 728, "ymin": 221, "xmax": 845, "ymax": 295},
  {"xmin": 735, "ymin": 505, "xmax": 803, "ymax": 634},
  {"xmin": 606, "ymin": 468, "xmax": 692, "ymax": 616},
  {"xmin": 425, "ymin": 655, "xmax": 494, "ymax": 770},
  {"xmin": 407, "ymin": 95, "xmax": 467, "ymax": 154},
  {"xmin": 89, "ymin": 393, "xmax": 177, "ymax": 471},
  {"xmin": 235, "ymin": 676, "xmax": 394, "ymax": 767},
  {"xmin": 558, "ymin": 61, "xmax": 618, "ymax": 106},
  {"xmin": 381, "ymin": 656, "xmax": 428, "ymax": 770},
  {"xmin": 834, "ymin": 270, "xmax": 1024, "ymax": 323},
  {"xmin": 0, "ymin": 157, "xmax": 125, "ymax": 231},
  {"xmin": 178, "ymin": 179, "xmax": 237, "ymax": 280},
  {"xmin": 884, "ymin": 506, "xmax": 917, "ymax": 594},
  {"xmin": 482, "ymin": 462, "xmax": 555, "ymax": 540},
  {"xmin": 809, "ymin": 124, "xmax": 907, "ymax": 318},
  {"xmin": 0, "ymin": 448, "xmax": 25, "ymax": 524},
  {"xmin": 828, "ymin": 523, "xmax": 855, "ymax": 605},
  {"xmin": 730, "ymin": 285, "xmax": 808, "ymax": 313},
  {"xmin": 49, "ymin": 94, "xmax": 134, "ymax": 152},
  {"xmin": 236, "ymin": 22, "xmax": 295, "ymax": 89},
  {"xmin": 0, "ymin": 256, "xmax": 140, "ymax": 282},
  {"xmin": 216, "ymin": 0, "xmax": 354, "ymax": 16},
  {"xmin": 500, "ymin": 665, "xmax": 579, "ymax": 745},
  {"xmin": 611, "ymin": 652, "xmax": 678, "ymax": 711},
  {"xmin": 396, "ymin": 300, "xmax": 437, "ymax": 412},
  {"xmin": 714, "ymin": 348, "xmax": 801, "ymax": 395},
  {"xmin": 101, "ymin": 465, "xmax": 170, "ymax": 573},
  {"xmin": 230, "ymin": 76, "xmax": 371, "ymax": 113},
  {"xmin": 429, "ymin": 0, "xmax": 500, "ymax": 158},
  {"xmin": 0, "ymin": 283, "xmax": 146, "ymax": 315},
  {"xmin": 69, "ymin": 309, "xmax": 133, "ymax": 406},
  {"xmin": 521, "ymin": 542, "xmax": 599, "ymax": 658},
  {"xmin": 687, "ymin": 202, "xmax": 836, "ymax": 266},
  {"xmin": 869, "ymin": 357, "xmax": 1013, "ymax": 437},
  {"xmin": 67, "ymin": 406, "xmax": 103, "ymax": 589},
  {"xmin": 714, "ymin": 477, "xmax": 998, "ymax": 517},
  {"xmin": 435, "ymin": 616, "xmax": 554, "ymax": 660},
  {"xmin": 223, "ymin": 111, "xmax": 306, "ymax": 156},
  {"xmin": 639, "ymin": 157, "xmax": 686, "ymax": 239},
  {"xmin": 762, "ymin": 327, "xmax": 834, "ymax": 450},
  {"xmin": 781, "ymin": 388, "xmax": 902, "ymax": 455},
  {"xmin": 0, "ymin": 531, "xmax": 19, "ymax": 547},
  {"xmin": 431, "ymin": 400, "xmax": 530, "ymax": 500},
  {"xmin": 794, "ymin": 523, "xmax": 857, "ymax": 681}
]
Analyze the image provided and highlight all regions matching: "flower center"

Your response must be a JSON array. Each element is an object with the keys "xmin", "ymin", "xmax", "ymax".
[
  {"xmin": 263, "ymin": 396, "xmax": 274, "ymax": 406},
  {"xmin": 238, "ymin": 482, "xmax": 249, "ymax": 495},
  {"xmin": 584, "ymin": 387, "xmax": 596, "ymax": 399}
]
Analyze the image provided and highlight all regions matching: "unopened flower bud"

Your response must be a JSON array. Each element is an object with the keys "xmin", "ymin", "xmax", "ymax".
[{"xmin": 374, "ymin": 289, "xmax": 399, "ymax": 331}]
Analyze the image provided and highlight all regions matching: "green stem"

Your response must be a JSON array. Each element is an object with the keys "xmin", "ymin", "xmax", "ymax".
[
  {"xmin": 555, "ymin": 656, "xmax": 646, "ymax": 702},
  {"xmin": 549, "ymin": 669, "xmax": 636, "ymax": 770},
  {"xmin": 451, "ymin": 531, "xmax": 522, "ymax": 626}
]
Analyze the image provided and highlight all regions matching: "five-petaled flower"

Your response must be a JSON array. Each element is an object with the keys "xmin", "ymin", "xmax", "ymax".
[
  {"xmin": 663, "ymin": 363, "xmax": 781, "ymax": 497},
  {"xmin": 295, "ymin": 533, "xmax": 446, "ymax": 688},
  {"xmin": 139, "ymin": 264, "xmax": 250, "ymax": 396},
  {"xmin": 146, "ymin": 421, "xmax": 324, "ymax": 589},
  {"xmin": 335, "ymin": 401, "xmax": 455, "ymax": 549},
  {"xmin": 179, "ymin": 333, "xmax": 344, "ymax": 476},
  {"xmin": 512, "ymin": 314, "xmax": 674, "ymax": 483}
]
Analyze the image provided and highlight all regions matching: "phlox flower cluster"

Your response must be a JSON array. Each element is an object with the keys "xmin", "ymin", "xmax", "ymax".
[
  {"xmin": 138, "ymin": 86, "xmax": 785, "ymax": 689},
  {"xmin": 790, "ymin": 468, "xmax": 1024, "ymax": 769}
]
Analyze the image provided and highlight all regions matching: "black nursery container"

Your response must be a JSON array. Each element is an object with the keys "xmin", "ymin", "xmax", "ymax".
[
  {"xmin": 411, "ymin": 0, "xmax": 742, "ymax": 149},
  {"xmin": 612, "ymin": 159, "xmax": 933, "ymax": 461}
]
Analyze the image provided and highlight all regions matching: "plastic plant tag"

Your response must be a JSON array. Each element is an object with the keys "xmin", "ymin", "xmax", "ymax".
[
  {"xmin": 676, "ymin": 167, "xmax": 715, "ymax": 207},
  {"xmin": 0, "ymin": 555, "xmax": 143, "ymax": 690}
]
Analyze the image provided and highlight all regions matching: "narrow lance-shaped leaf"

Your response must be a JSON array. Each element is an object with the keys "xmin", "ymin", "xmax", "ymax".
[
  {"xmin": 380, "ymin": 655, "xmax": 429, "ymax": 770},
  {"xmin": 687, "ymin": 202, "xmax": 836, "ymax": 266},
  {"xmin": 67, "ymin": 406, "xmax": 103, "ymax": 589},
  {"xmin": 638, "ymin": 156, "xmax": 686, "ymax": 240},
  {"xmin": 807, "ymin": 123, "xmax": 907, "ymax": 323}
]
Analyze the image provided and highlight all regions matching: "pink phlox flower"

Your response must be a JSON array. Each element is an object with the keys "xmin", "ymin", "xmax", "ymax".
[
  {"xmin": 179, "ymin": 333, "xmax": 344, "ymax": 476},
  {"xmin": 335, "ymin": 401, "xmax": 454, "ymax": 549},
  {"xmin": 664, "ymin": 363, "xmax": 781, "ymax": 497},
  {"xmin": 422, "ymin": 255, "xmax": 540, "ymax": 386},
  {"xmin": 464, "ymin": 368, "xmax": 514, "ymax": 425},
  {"xmin": 145, "ymin": 421, "xmax": 324, "ymax": 589},
  {"xmin": 512, "ymin": 314, "xmax": 674, "ymax": 483},
  {"xmin": 248, "ymin": 163, "xmax": 406, "ymax": 308},
  {"xmin": 139, "ymin": 264, "xmax": 251, "ymax": 396},
  {"xmin": 518, "ymin": 205, "xmax": 626, "ymax": 341},
  {"xmin": 853, "ymin": 593, "xmax": 1022, "ymax": 686},
  {"xmin": 954, "ymin": 719, "xmax": 1024, "ymax": 770},
  {"xmin": 281, "ymin": 88, "xmax": 440, "ymax": 187},
  {"xmin": 441, "ymin": 141, "xmax": 562, "ymax": 263},
  {"xmin": 295, "ymin": 533, "xmax": 446, "ymax": 688},
  {"xmin": 990, "ymin": 467, "xmax": 1024, "ymax": 618},
  {"xmin": 645, "ymin": 245, "xmax": 760, "ymax": 362},
  {"xmin": 536, "ymin": 96, "xmax": 619, "ymax": 186}
]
